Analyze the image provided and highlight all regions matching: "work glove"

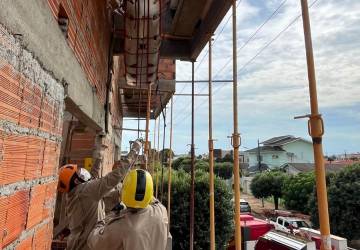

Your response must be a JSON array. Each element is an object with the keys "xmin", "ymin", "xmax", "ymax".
[{"xmin": 130, "ymin": 139, "xmax": 143, "ymax": 153}]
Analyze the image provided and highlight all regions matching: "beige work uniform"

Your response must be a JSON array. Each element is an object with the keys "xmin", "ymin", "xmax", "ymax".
[
  {"xmin": 66, "ymin": 167, "xmax": 126, "ymax": 250},
  {"xmin": 87, "ymin": 199, "xmax": 169, "ymax": 250}
]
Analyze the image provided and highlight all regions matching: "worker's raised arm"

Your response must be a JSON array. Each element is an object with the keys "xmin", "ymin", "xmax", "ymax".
[{"xmin": 82, "ymin": 139, "xmax": 142, "ymax": 201}]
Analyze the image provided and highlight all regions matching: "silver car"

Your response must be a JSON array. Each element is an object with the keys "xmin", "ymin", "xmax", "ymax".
[{"xmin": 240, "ymin": 199, "xmax": 251, "ymax": 213}]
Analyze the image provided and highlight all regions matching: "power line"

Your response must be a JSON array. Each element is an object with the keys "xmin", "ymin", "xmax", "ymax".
[
  {"xmin": 174, "ymin": 0, "xmax": 243, "ymax": 101},
  {"xmin": 178, "ymin": 0, "xmax": 288, "ymax": 114},
  {"xmin": 213, "ymin": 0, "xmax": 288, "ymax": 79},
  {"xmin": 173, "ymin": 0, "xmax": 289, "ymax": 124},
  {"xmin": 174, "ymin": 0, "xmax": 320, "ymax": 127}
]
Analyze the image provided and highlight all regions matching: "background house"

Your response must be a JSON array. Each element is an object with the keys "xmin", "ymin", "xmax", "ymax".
[
  {"xmin": 281, "ymin": 162, "xmax": 353, "ymax": 175},
  {"xmin": 245, "ymin": 135, "xmax": 314, "ymax": 169}
]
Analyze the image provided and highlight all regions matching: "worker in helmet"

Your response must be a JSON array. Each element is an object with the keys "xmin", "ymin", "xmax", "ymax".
[
  {"xmin": 87, "ymin": 169, "xmax": 170, "ymax": 250},
  {"xmin": 58, "ymin": 140, "xmax": 142, "ymax": 250}
]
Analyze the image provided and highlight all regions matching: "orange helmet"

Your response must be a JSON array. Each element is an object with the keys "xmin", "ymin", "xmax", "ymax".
[{"xmin": 58, "ymin": 164, "xmax": 78, "ymax": 193}]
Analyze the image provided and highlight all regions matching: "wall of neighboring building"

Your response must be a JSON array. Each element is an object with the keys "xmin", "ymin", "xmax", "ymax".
[
  {"xmin": 248, "ymin": 151, "xmax": 287, "ymax": 168},
  {"xmin": 282, "ymin": 140, "xmax": 314, "ymax": 164}
]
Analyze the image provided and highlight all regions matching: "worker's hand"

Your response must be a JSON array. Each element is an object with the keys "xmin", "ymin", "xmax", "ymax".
[{"xmin": 130, "ymin": 139, "xmax": 143, "ymax": 153}]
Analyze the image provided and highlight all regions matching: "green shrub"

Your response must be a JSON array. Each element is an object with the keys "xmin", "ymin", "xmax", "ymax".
[
  {"xmin": 282, "ymin": 172, "xmax": 315, "ymax": 214},
  {"xmin": 159, "ymin": 169, "xmax": 234, "ymax": 250},
  {"xmin": 308, "ymin": 164, "xmax": 360, "ymax": 240}
]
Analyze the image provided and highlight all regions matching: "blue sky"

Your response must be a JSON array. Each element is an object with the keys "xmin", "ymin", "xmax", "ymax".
[{"xmin": 122, "ymin": 0, "xmax": 360, "ymax": 155}]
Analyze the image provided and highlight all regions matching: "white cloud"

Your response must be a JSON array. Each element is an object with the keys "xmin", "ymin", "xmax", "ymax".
[{"xmin": 123, "ymin": 0, "xmax": 360, "ymax": 155}]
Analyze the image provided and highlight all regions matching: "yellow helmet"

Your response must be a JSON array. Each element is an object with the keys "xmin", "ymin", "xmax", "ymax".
[{"xmin": 121, "ymin": 169, "xmax": 153, "ymax": 209}]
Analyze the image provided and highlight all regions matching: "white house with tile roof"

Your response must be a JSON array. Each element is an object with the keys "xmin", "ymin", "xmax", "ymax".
[{"xmin": 245, "ymin": 135, "xmax": 314, "ymax": 169}]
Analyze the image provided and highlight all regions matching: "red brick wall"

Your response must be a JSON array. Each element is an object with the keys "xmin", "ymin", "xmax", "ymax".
[
  {"xmin": 158, "ymin": 59, "xmax": 176, "ymax": 80},
  {"xmin": 0, "ymin": 24, "xmax": 63, "ymax": 248},
  {"xmin": 67, "ymin": 130, "xmax": 96, "ymax": 168},
  {"xmin": 47, "ymin": 0, "xmax": 111, "ymax": 105}
]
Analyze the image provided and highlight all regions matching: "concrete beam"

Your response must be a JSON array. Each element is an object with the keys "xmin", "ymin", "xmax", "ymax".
[
  {"xmin": 190, "ymin": 0, "xmax": 232, "ymax": 60},
  {"xmin": 0, "ymin": 0, "xmax": 105, "ymax": 131}
]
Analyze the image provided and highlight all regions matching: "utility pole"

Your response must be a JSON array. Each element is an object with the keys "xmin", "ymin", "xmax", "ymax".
[
  {"xmin": 190, "ymin": 61, "xmax": 196, "ymax": 250},
  {"xmin": 231, "ymin": 1, "xmax": 242, "ymax": 249},
  {"xmin": 208, "ymin": 37, "xmax": 216, "ymax": 250},
  {"xmin": 299, "ymin": 1, "xmax": 331, "ymax": 249}
]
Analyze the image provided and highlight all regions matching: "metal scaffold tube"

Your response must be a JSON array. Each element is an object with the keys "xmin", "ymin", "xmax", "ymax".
[
  {"xmin": 156, "ymin": 117, "xmax": 161, "ymax": 198},
  {"xmin": 232, "ymin": 0, "xmax": 242, "ymax": 249},
  {"xmin": 160, "ymin": 107, "xmax": 167, "ymax": 202},
  {"xmin": 144, "ymin": 83, "xmax": 152, "ymax": 170},
  {"xmin": 300, "ymin": 0, "xmax": 331, "ymax": 249},
  {"xmin": 190, "ymin": 61, "xmax": 195, "ymax": 250},
  {"xmin": 151, "ymin": 118, "xmax": 157, "ymax": 176},
  {"xmin": 167, "ymin": 97, "xmax": 173, "ymax": 232},
  {"xmin": 208, "ymin": 37, "xmax": 216, "ymax": 250}
]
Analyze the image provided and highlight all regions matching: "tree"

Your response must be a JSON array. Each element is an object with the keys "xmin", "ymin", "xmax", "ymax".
[
  {"xmin": 282, "ymin": 172, "xmax": 315, "ymax": 214},
  {"xmin": 308, "ymin": 164, "xmax": 360, "ymax": 240},
  {"xmin": 214, "ymin": 162, "xmax": 233, "ymax": 179},
  {"xmin": 160, "ymin": 169, "xmax": 234, "ymax": 250},
  {"xmin": 159, "ymin": 148, "xmax": 175, "ymax": 163},
  {"xmin": 250, "ymin": 170, "xmax": 288, "ymax": 209}
]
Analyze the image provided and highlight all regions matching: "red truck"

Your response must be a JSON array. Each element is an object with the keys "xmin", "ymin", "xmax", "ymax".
[{"xmin": 227, "ymin": 215, "xmax": 274, "ymax": 250}]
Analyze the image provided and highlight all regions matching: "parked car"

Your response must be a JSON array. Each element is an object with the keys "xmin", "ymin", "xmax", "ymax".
[
  {"xmin": 240, "ymin": 199, "xmax": 251, "ymax": 213},
  {"xmin": 269, "ymin": 216, "xmax": 311, "ymax": 234}
]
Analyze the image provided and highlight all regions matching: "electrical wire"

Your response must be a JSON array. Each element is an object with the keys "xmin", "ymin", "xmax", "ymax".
[
  {"xmin": 173, "ymin": 0, "xmax": 285, "ymax": 122},
  {"xmin": 174, "ymin": 0, "xmax": 243, "ymax": 101},
  {"xmin": 174, "ymin": 0, "xmax": 320, "ymax": 127}
]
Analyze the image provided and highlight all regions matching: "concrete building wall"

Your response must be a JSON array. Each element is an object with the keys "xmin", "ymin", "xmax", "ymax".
[
  {"xmin": 248, "ymin": 151, "xmax": 287, "ymax": 168},
  {"xmin": 282, "ymin": 140, "xmax": 314, "ymax": 163}
]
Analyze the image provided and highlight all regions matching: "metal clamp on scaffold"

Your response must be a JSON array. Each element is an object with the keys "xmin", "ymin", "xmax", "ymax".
[
  {"xmin": 229, "ymin": 133, "xmax": 241, "ymax": 149},
  {"xmin": 294, "ymin": 114, "xmax": 325, "ymax": 143}
]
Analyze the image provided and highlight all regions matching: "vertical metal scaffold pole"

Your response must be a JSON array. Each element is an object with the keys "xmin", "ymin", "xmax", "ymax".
[
  {"xmin": 167, "ymin": 97, "xmax": 174, "ymax": 232},
  {"xmin": 300, "ymin": 1, "xmax": 331, "ymax": 249},
  {"xmin": 190, "ymin": 61, "xmax": 195, "ymax": 250},
  {"xmin": 232, "ymin": 1, "xmax": 242, "ymax": 249},
  {"xmin": 144, "ymin": 83, "xmax": 152, "ymax": 170},
  {"xmin": 151, "ymin": 118, "xmax": 157, "ymax": 176},
  {"xmin": 208, "ymin": 38, "xmax": 216, "ymax": 250},
  {"xmin": 156, "ymin": 117, "xmax": 161, "ymax": 198}
]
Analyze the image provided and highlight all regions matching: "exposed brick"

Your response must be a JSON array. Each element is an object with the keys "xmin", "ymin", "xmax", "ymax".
[
  {"xmin": 0, "ymin": 196, "xmax": 8, "ymax": 249},
  {"xmin": 47, "ymin": 0, "xmax": 110, "ymax": 105},
  {"xmin": 15, "ymin": 235, "xmax": 33, "ymax": 250},
  {"xmin": 41, "ymin": 141, "xmax": 60, "ymax": 178},
  {"xmin": 43, "ymin": 181, "xmax": 58, "ymax": 220},
  {"xmin": 1, "ymin": 190, "xmax": 30, "ymax": 247},
  {"xmin": 0, "ymin": 133, "xmax": 27, "ymax": 185},
  {"xmin": 27, "ymin": 185, "xmax": 47, "ymax": 229},
  {"xmin": 33, "ymin": 222, "xmax": 53, "ymax": 250},
  {"xmin": 0, "ymin": 63, "xmax": 62, "ymax": 136},
  {"xmin": 0, "ymin": 132, "xmax": 61, "ymax": 185}
]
